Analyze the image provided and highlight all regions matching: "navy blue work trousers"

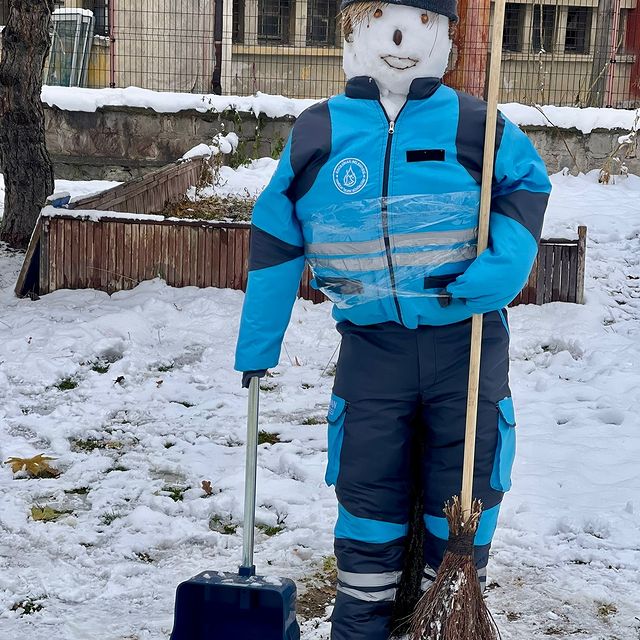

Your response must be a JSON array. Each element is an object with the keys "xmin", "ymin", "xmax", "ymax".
[{"xmin": 326, "ymin": 312, "xmax": 516, "ymax": 640}]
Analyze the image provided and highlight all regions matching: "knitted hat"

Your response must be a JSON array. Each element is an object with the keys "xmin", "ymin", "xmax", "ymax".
[{"xmin": 340, "ymin": 0, "xmax": 458, "ymax": 22}]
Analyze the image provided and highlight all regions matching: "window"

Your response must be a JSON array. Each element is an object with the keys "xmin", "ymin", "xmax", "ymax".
[
  {"xmin": 307, "ymin": 0, "xmax": 339, "ymax": 45},
  {"xmin": 565, "ymin": 7, "xmax": 592, "ymax": 54},
  {"xmin": 83, "ymin": 0, "xmax": 109, "ymax": 36},
  {"xmin": 258, "ymin": 0, "xmax": 291, "ymax": 44},
  {"xmin": 233, "ymin": 0, "xmax": 245, "ymax": 44},
  {"xmin": 503, "ymin": 3, "xmax": 525, "ymax": 52},
  {"xmin": 532, "ymin": 5, "xmax": 556, "ymax": 53}
]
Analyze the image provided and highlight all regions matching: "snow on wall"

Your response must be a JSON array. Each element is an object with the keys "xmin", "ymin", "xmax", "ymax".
[
  {"xmin": 41, "ymin": 86, "xmax": 318, "ymax": 120},
  {"xmin": 41, "ymin": 85, "xmax": 639, "ymax": 134}
]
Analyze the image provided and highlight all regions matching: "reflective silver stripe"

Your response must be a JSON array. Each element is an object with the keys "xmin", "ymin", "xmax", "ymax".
[
  {"xmin": 391, "ymin": 228, "xmax": 477, "ymax": 248},
  {"xmin": 337, "ymin": 570, "xmax": 402, "ymax": 588},
  {"xmin": 309, "ymin": 245, "xmax": 475, "ymax": 273},
  {"xmin": 423, "ymin": 565, "xmax": 437, "ymax": 579},
  {"xmin": 337, "ymin": 585, "xmax": 397, "ymax": 602},
  {"xmin": 393, "ymin": 245, "xmax": 477, "ymax": 266},
  {"xmin": 420, "ymin": 576, "xmax": 435, "ymax": 592},
  {"xmin": 306, "ymin": 229, "xmax": 476, "ymax": 256},
  {"xmin": 309, "ymin": 255, "xmax": 388, "ymax": 272},
  {"xmin": 306, "ymin": 238, "xmax": 385, "ymax": 256}
]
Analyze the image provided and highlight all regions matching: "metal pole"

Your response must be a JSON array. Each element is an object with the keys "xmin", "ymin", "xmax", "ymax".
[
  {"xmin": 239, "ymin": 376, "xmax": 259, "ymax": 576},
  {"xmin": 108, "ymin": 0, "xmax": 116, "ymax": 88},
  {"xmin": 212, "ymin": 0, "xmax": 223, "ymax": 94}
]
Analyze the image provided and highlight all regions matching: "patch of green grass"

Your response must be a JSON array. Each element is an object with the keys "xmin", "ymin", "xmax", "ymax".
[
  {"xmin": 322, "ymin": 556, "xmax": 337, "ymax": 573},
  {"xmin": 209, "ymin": 514, "xmax": 238, "ymax": 535},
  {"xmin": 163, "ymin": 486, "xmax": 187, "ymax": 502},
  {"xmin": 101, "ymin": 511, "xmax": 123, "ymax": 526},
  {"xmin": 302, "ymin": 416, "xmax": 325, "ymax": 426},
  {"xmin": 260, "ymin": 382, "xmax": 278, "ymax": 392},
  {"xmin": 64, "ymin": 487, "xmax": 90, "ymax": 495},
  {"xmin": 91, "ymin": 361, "xmax": 110, "ymax": 374},
  {"xmin": 108, "ymin": 465, "xmax": 129, "ymax": 473},
  {"xmin": 301, "ymin": 383, "xmax": 314, "ymax": 390},
  {"xmin": 72, "ymin": 438, "xmax": 123, "ymax": 453},
  {"xmin": 258, "ymin": 431, "xmax": 280, "ymax": 445},
  {"xmin": 257, "ymin": 523, "xmax": 284, "ymax": 536},
  {"xmin": 11, "ymin": 598, "xmax": 45, "ymax": 616},
  {"xmin": 157, "ymin": 363, "xmax": 175, "ymax": 372},
  {"xmin": 56, "ymin": 377, "xmax": 78, "ymax": 391}
]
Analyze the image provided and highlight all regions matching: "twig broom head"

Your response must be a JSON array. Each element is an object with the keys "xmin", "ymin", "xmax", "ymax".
[{"xmin": 409, "ymin": 496, "xmax": 499, "ymax": 640}]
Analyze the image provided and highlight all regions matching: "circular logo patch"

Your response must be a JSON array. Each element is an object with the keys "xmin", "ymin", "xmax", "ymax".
[{"xmin": 333, "ymin": 158, "xmax": 369, "ymax": 195}]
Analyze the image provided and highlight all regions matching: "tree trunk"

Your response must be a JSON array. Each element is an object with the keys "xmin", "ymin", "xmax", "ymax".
[{"xmin": 0, "ymin": 0, "xmax": 54, "ymax": 249}]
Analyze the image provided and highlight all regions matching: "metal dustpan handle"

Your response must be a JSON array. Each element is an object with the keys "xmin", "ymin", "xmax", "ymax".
[{"xmin": 239, "ymin": 376, "xmax": 260, "ymax": 577}]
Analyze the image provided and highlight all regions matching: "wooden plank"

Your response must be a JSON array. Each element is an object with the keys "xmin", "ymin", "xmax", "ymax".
[
  {"xmin": 551, "ymin": 244, "xmax": 562, "ymax": 302},
  {"xmin": 568, "ymin": 245, "xmax": 578, "ymax": 304},
  {"xmin": 14, "ymin": 218, "xmax": 44, "ymax": 298},
  {"xmin": 117, "ymin": 221, "xmax": 126, "ymax": 290},
  {"xmin": 91, "ymin": 222, "xmax": 102, "ymax": 290},
  {"xmin": 543, "ymin": 245, "xmax": 554, "ymax": 304},
  {"xmin": 48, "ymin": 219, "xmax": 59, "ymax": 293},
  {"xmin": 233, "ymin": 227, "xmax": 244, "ymax": 290},
  {"xmin": 576, "ymin": 226, "xmax": 587, "ymax": 304},
  {"xmin": 161, "ymin": 224, "xmax": 170, "ymax": 283},
  {"xmin": 219, "ymin": 228, "xmax": 228, "ymax": 289},
  {"xmin": 197, "ymin": 225, "xmax": 207, "ymax": 288},
  {"xmin": 101, "ymin": 219, "xmax": 110, "ymax": 292},
  {"xmin": 527, "ymin": 255, "xmax": 538, "ymax": 305},
  {"xmin": 190, "ymin": 225, "xmax": 199, "ymax": 286},
  {"xmin": 241, "ymin": 227, "xmax": 250, "ymax": 291},
  {"xmin": 203, "ymin": 227, "xmax": 213, "ymax": 288},
  {"xmin": 166, "ymin": 223, "xmax": 177, "ymax": 286},
  {"xmin": 39, "ymin": 219, "xmax": 49, "ymax": 295},
  {"xmin": 226, "ymin": 228, "xmax": 235, "ymax": 290},
  {"xmin": 63, "ymin": 219, "xmax": 73, "ymax": 289},
  {"xmin": 108, "ymin": 221, "xmax": 118, "ymax": 293},
  {"xmin": 535, "ymin": 247, "xmax": 546, "ymax": 305},
  {"xmin": 560, "ymin": 245, "xmax": 570, "ymax": 302},
  {"xmin": 211, "ymin": 228, "xmax": 221, "ymax": 288},
  {"xmin": 122, "ymin": 223, "xmax": 132, "ymax": 289}
]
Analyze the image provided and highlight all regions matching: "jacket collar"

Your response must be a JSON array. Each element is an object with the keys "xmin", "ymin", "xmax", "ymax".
[{"xmin": 345, "ymin": 76, "xmax": 442, "ymax": 101}]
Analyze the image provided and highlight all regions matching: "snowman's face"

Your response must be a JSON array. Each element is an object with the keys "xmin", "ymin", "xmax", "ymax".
[{"xmin": 343, "ymin": 3, "xmax": 452, "ymax": 97}]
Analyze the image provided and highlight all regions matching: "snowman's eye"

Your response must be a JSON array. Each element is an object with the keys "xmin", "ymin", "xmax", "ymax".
[
  {"xmin": 421, "ymin": 13, "xmax": 429, "ymax": 24},
  {"xmin": 373, "ymin": 8, "xmax": 383, "ymax": 18}
]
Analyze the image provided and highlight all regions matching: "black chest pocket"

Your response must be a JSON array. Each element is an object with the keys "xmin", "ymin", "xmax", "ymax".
[{"xmin": 406, "ymin": 149, "xmax": 445, "ymax": 162}]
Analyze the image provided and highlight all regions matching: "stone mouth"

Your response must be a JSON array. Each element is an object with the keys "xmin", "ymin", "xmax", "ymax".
[{"xmin": 381, "ymin": 55, "xmax": 419, "ymax": 70}]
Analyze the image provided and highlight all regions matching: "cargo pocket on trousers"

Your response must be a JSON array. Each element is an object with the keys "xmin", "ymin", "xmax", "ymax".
[
  {"xmin": 490, "ymin": 397, "xmax": 517, "ymax": 492},
  {"xmin": 325, "ymin": 394, "xmax": 347, "ymax": 487}
]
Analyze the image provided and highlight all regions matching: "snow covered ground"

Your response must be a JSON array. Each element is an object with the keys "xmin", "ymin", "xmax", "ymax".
[{"xmin": 1, "ymin": 169, "xmax": 639, "ymax": 640}]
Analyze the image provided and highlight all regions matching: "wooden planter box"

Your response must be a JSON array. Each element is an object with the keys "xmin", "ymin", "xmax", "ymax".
[
  {"xmin": 14, "ymin": 155, "xmax": 586, "ymax": 305},
  {"xmin": 16, "ymin": 209, "xmax": 586, "ymax": 306}
]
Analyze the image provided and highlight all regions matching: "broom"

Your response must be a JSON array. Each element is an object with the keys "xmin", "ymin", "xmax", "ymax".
[{"xmin": 408, "ymin": 1, "xmax": 508, "ymax": 638}]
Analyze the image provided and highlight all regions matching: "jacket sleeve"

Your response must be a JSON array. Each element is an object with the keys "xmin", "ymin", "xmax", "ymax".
[
  {"xmin": 234, "ymin": 136, "xmax": 305, "ymax": 372},
  {"xmin": 446, "ymin": 116, "xmax": 551, "ymax": 313}
]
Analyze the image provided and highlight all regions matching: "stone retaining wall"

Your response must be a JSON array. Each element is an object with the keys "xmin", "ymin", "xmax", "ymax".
[{"xmin": 41, "ymin": 104, "xmax": 639, "ymax": 181}]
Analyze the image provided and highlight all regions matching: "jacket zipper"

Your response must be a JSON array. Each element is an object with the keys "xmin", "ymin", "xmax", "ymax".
[{"xmin": 381, "ymin": 105, "xmax": 406, "ymax": 325}]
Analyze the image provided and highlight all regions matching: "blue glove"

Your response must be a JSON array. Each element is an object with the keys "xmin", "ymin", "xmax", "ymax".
[{"xmin": 242, "ymin": 370, "xmax": 267, "ymax": 388}]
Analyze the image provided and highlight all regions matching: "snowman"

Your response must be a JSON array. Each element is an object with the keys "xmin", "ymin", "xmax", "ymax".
[{"xmin": 235, "ymin": 1, "xmax": 551, "ymax": 638}]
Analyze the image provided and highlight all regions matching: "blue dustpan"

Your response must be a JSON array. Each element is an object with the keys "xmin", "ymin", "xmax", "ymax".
[{"xmin": 170, "ymin": 379, "xmax": 300, "ymax": 640}]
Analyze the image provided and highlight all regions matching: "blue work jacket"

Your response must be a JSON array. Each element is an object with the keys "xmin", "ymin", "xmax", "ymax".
[{"xmin": 235, "ymin": 76, "xmax": 551, "ymax": 372}]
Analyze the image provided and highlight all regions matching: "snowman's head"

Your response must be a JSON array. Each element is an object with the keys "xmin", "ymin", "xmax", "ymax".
[{"xmin": 342, "ymin": 1, "xmax": 457, "ymax": 97}]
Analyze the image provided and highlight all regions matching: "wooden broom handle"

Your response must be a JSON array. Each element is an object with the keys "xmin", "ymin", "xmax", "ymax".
[{"xmin": 461, "ymin": 0, "xmax": 507, "ymax": 518}]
